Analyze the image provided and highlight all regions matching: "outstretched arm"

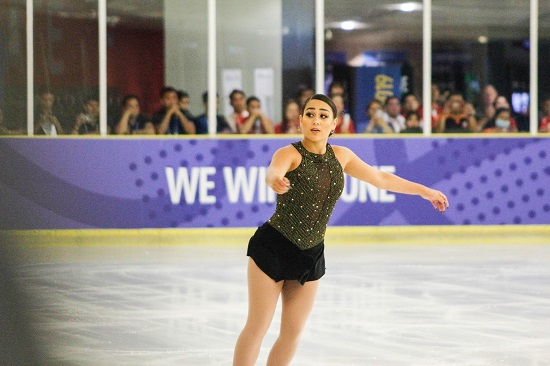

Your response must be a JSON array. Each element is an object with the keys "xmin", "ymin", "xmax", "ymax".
[
  {"xmin": 266, "ymin": 146, "xmax": 300, "ymax": 194},
  {"xmin": 333, "ymin": 146, "xmax": 449, "ymax": 212}
]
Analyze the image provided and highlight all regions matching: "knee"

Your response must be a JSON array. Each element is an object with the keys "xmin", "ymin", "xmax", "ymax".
[
  {"xmin": 242, "ymin": 320, "xmax": 270, "ymax": 340},
  {"xmin": 279, "ymin": 325, "xmax": 303, "ymax": 345}
]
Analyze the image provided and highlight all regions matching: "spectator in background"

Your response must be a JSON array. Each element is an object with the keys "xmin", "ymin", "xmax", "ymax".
[
  {"xmin": 382, "ymin": 96, "xmax": 406, "ymax": 133},
  {"xmin": 482, "ymin": 107, "xmax": 518, "ymax": 133},
  {"xmin": 436, "ymin": 93, "xmax": 477, "ymax": 133},
  {"xmin": 477, "ymin": 85, "xmax": 498, "ymax": 131},
  {"xmin": 227, "ymin": 89, "xmax": 248, "ymax": 133},
  {"xmin": 332, "ymin": 93, "xmax": 355, "ymax": 133},
  {"xmin": 237, "ymin": 96, "xmax": 274, "ymax": 134},
  {"xmin": 401, "ymin": 93, "xmax": 422, "ymax": 121},
  {"xmin": 539, "ymin": 97, "xmax": 550, "ymax": 132},
  {"xmin": 463, "ymin": 102, "xmax": 478, "ymax": 131},
  {"xmin": 152, "ymin": 86, "xmax": 196, "ymax": 135},
  {"xmin": 193, "ymin": 92, "xmax": 233, "ymax": 134},
  {"xmin": 34, "ymin": 91, "xmax": 65, "ymax": 135},
  {"xmin": 274, "ymin": 99, "xmax": 301, "ymax": 134},
  {"xmin": 494, "ymin": 95, "xmax": 514, "ymax": 111},
  {"xmin": 364, "ymin": 99, "xmax": 394, "ymax": 134},
  {"xmin": 401, "ymin": 111, "xmax": 423, "ymax": 134},
  {"xmin": 0, "ymin": 107, "xmax": 25, "ymax": 135},
  {"xmin": 72, "ymin": 97, "xmax": 100, "ymax": 135},
  {"xmin": 429, "ymin": 84, "xmax": 444, "ymax": 128},
  {"xmin": 328, "ymin": 81, "xmax": 346, "ymax": 99},
  {"xmin": 481, "ymin": 85, "xmax": 498, "ymax": 114},
  {"xmin": 328, "ymin": 80, "xmax": 349, "ymax": 109},
  {"xmin": 113, "ymin": 95, "xmax": 155, "ymax": 135},
  {"xmin": 296, "ymin": 87, "xmax": 315, "ymax": 112},
  {"xmin": 490, "ymin": 95, "xmax": 518, "ymax": 132},
  {"xmin": 177, "ymin": 90, "xmax": 194, "ymax": 122}
]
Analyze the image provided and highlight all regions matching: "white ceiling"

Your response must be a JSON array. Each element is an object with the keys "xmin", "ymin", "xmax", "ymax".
[
  {"xmin": 24, "ymin": 0, "xmax": 550, "ymax": 39},
  {"xmin": 325, "ymin": 0, "xmax": 550, "ymax": 41}
]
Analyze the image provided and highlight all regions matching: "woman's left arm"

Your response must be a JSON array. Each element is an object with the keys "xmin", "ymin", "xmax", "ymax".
[{"xmin": 334, "ymin": 146, "xmax": 449, "ymax": 212}]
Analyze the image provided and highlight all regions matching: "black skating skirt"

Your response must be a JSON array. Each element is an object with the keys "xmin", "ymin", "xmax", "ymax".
[{"xmin": 247, "ymin": 222, "xmax": 325, "ymax": 285}]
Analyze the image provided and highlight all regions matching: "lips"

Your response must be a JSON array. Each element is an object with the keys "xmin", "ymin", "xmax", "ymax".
[{"xmin": 311, "ymin": 128, "xmax": 320, "ymax": 132}]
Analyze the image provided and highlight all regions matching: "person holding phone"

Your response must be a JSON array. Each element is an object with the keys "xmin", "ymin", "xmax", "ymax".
[{"xmin": 364, "ymin": 99, "xmax": 394, "ymax": 134}]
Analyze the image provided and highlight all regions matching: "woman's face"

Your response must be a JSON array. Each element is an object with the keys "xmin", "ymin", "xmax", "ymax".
[
  {"xmin": 367, "ymin": 102, "xmax": 382, "ymax": 118},
  {"xmin": 494, "ymin": 96, "xmax": 509, "ymax": 109},
  {"xmin": 285, "ymin": 102, "xmax": 300, "ymax": 121},
  {"xmin": 85, "ymin": 100, "xmax": 100, "ymax": 116},
  {"xmin": 404, "ymin": 95, "xmax": 419, "ymax": 112},
  {"xmin": 332, "ymin": 95, "xmax": 344, "ymax": 114},
  {"xmin": 300, "ymin": 98, "xmax": 337, "ymax": 140},
  {"xmin": 179, "ymin": 96, "xmax": 190, "ymax": 110},
  {"xmin": 448, "ymin": 95, "xmax": 464, "ymax": 113},
  {"xmin": 125, "ymin": 98, "xmax": 141, "ymax": 115},
  {"xmin": 483, "ymin": 86, "xmax": 497, "ymax": 105}
]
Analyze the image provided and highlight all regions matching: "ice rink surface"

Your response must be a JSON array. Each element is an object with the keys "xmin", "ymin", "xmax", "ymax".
[{"xmin": 12, "ymin": 242, "xmax": 550, "ymax": 365}]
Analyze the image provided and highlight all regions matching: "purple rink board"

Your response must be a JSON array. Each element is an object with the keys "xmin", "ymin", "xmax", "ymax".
[{"xmin": 0, "ymin": 136, "xmax": 548, "ymax": 229}]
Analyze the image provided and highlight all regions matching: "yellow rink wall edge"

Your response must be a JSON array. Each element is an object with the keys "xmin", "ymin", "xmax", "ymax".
[{"xmin": 2, "ymin": 225, "xmax": 549, "ymax": 246}]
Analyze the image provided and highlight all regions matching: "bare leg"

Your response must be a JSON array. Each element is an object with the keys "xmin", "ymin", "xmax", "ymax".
[
  {"xmin": 266, "ymin": 279, "xmax": 319, "ymax": 366},
  {"xmin": 233, "ymin": 258, "xmax": 283, "ymax": 366}
]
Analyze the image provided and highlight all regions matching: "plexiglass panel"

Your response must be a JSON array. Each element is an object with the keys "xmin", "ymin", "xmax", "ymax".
[
  {"xmin": 325, "ymin": 0, "xmax": 423, "ymax": 134},
  {"xmin": 33, "ymin": 0, "xmax": 100, "ymax": 135},
  {"xmin": 216, "ymin": 0, "xmax": 283, "ymax": 134},
  {"xmin": 432, "ymin": 1, "xmax": 530, "ymax": 133},
  {"xmin": 106, "ymin": 1, "xmax": 164, "ymax": 135},
  {"xmin": 539, "ymin": 1, "xmax": 550, "ymax": 133},
  {"xmin": 0, "ymin": 0, "xmax": 26, "ymax": 134}
]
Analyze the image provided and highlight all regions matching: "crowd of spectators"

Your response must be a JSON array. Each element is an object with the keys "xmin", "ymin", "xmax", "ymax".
[
  {"xmin": 333, "ymin": 83, "xmax": 545, "ymax": 135},
  {"xmin": 1, "ymin": 83, "xmax": 549, "ymax": 136}
]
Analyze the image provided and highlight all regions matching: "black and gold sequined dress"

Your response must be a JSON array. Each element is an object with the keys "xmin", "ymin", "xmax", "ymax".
[{"xmin": 247, "ymin": 141, "xmax": 344, "ymax": 284}]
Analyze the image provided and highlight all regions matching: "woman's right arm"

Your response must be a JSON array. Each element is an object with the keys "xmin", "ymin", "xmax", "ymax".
[{"xmin": 266, "ymin": 146, "xmax": 298, "ymax": 194}]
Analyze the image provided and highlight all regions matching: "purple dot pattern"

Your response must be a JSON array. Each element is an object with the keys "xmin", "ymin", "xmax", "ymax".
[
  {"xmin": 1, "ymin": 136, "xmax": 547, "ymax": 230},
  {"xmin": 122, "ymin": 137, "xmax": 550, "ymax": 228},
  {"xmin": 433, "ymin": 138, "xmax": 549, "ymax": 226},
  {"xmin": 127, "ymin": 139, "xmax": 279, "ymax": 228}
]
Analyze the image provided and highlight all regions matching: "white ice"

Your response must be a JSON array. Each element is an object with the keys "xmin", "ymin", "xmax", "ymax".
[{"xmin": 14, "ymin": 243, "xmax": 550, "ymax": 365}]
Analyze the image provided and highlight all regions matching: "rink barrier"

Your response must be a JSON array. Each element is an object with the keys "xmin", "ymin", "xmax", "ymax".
[
  {"xmin": 4, "ymin": 225, "xmax": 549, "ymax": 247},
  {"xmin": 1, "ymin": 135, "xmax": 549, "ymax": 229}
]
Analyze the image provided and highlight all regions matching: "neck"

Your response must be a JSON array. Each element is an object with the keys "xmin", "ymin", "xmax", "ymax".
[{"xmin": 301, "ymin": 138, "xmax": 327, "ymax": 154}]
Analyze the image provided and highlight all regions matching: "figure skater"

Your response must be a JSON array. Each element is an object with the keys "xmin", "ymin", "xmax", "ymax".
[{"xmin": 233, "ymin": 94, "xmax": 449, "ymax": 366}]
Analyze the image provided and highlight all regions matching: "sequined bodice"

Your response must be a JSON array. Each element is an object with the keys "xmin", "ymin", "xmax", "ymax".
[{"xmin": 268, "ymin": 142, "xmax": 344, "ymax": 249}]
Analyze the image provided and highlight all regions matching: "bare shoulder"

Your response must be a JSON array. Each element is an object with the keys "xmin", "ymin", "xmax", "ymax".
[
  {"xmin": 274, "ymin": 144, "xmax": 301, "ymax": 157},
  {"xmin": 331, "ymin": 144, "xmax": 353, "ymax": 155},
  {"xmin": 331, "ymin": 144, "xmax": 356, "ymax": 164},
  {"xmin": 270, "ymin": 144, "xmax": 302, "ymax": 168}
]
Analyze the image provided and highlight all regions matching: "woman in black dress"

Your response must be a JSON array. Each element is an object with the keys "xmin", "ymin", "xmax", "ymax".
[{"xmin": 233, "ymin": 94, "xmax": 449, "ymax": 366}]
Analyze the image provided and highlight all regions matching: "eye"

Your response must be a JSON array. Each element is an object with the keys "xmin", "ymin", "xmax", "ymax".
[
  {"xmin": 305, "ymin": 112, "xmax": 314, "ymax": 117},
  {"xmin": 320, "ymin": 114, "xmax": 328, "ymax": 119}
]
